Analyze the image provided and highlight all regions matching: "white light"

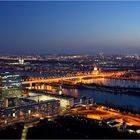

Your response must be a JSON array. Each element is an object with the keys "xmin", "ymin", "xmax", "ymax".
[
  {"xmin": 28, "ymin": 110, "xmax": 31, "ymax": 114},
  {"xmin": 13, "ymin": 113, "xmax": 16, "ymax": 117},
  {"xmin": 59, "ymin": 90, "xmax": 62, "ymax": 95},
  {"xmin": 94, "ymin": 67, "xmax": 98, "ymax": 71}
]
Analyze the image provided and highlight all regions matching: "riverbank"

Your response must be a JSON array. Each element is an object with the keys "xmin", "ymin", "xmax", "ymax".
[
  {"xmin": 60, "ymin": 83, "xmax": 140, "ymax": 97},
  {"xmin": 49, "ymin": 82, "xmax": 140, "ymax": 114}
]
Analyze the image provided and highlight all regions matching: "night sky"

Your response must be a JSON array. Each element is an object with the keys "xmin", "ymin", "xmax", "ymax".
[{"xmin": 1, "ymin": 1, "xmax": 140, "ymax": 54}]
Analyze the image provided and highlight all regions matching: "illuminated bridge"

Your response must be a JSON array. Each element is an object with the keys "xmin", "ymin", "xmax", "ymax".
[{"xmin": 22, "ymin": 69, "xmax": 131, "ymax": 88}]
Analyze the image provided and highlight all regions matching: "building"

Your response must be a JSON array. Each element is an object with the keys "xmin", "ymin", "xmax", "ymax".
[
  {"xmin": 79, "ymin": 96, "xmax": 93, "ymax": 104},
  {"xmin": 0, "ymin": 72, "xmax": 22, "ymax": 100},
  {"xmin": 27, "ymin": 91, "xmax": 75, "ymax": 110},
  {"xmin": 91, "ymin": 66, "xmax": 100, "ymax": 75},
  {"xmin": 0, "ymin": 99, "xmax": 60, "ymax": 119},
  {"xmin": 18, "ymin": 58, "xmax": 24, "ymax": 65},
  {"xmin": 3, "ymin": 97, "xmax": 21, "ymax": 108}
]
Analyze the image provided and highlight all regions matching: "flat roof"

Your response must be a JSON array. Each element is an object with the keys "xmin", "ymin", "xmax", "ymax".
[{"xmin": 29, "ymin": 90, "xmax": 76, "ymax": 100}]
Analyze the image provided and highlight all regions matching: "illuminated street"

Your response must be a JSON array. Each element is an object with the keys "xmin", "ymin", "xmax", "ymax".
[{"xmin": 71, "ymin": 105, "xmax": 140, "ymax": 126}]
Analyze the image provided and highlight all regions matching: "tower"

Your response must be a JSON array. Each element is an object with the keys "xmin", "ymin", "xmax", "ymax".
[{"xmin": 91, "ymin": 66, "xmax": 100, "ymax": 75}]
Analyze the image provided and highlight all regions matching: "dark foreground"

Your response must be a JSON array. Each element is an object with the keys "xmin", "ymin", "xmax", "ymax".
[{"xmin": 0, "ymin": 116, "xmax": 140, "ymax": 139}]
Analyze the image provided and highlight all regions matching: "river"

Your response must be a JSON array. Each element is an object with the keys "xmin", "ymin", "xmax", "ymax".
[{"xmin": 53, "ymin": 88, "xmax": 140, "ymax": 113}]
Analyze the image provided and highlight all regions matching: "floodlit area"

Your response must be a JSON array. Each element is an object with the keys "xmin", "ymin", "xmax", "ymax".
[
  {"xmin": 28, "ymin": 92, "xmax": 74, "ymax": 109},
  {"xmin": 71, "ymin": 105, "xmax": 140, "ymax": 127}
]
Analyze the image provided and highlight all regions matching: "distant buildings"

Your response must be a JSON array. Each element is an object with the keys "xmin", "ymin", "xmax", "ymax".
[{"xmin": 18, "ymin": 58, "xmax": 24, "ymax": 65}]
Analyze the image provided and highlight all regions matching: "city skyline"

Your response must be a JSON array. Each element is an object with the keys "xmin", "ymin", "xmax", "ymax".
[
  {"xmin": 1, "ymin": 1, "xmax": 140, "ymax": 54},
  {"xmin": 0, "ymin": 2, "xmax": 140, "ymax": 138}
]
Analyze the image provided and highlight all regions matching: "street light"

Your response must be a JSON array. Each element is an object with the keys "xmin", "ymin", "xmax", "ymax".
[{"xmin": 28, "ymin": 110, "xmax": 31, "ymax": 115}]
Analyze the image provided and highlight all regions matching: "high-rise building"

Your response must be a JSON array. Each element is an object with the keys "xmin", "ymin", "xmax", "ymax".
[{"xmin": 0, "ymin": 72, "xmax": 22, "ymax": 100}]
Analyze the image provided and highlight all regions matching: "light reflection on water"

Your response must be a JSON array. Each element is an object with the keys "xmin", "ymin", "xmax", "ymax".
[
  {"xmin": 82, "ymin": 78, "xmax": 140, "ymax": 88},
  {"xmin": 62, "ymin": 88, "xmax": 140, "ymax": 112},
  {"xmin": 46, "ymin": 84, "xmax": 140, "ymax": 112}
]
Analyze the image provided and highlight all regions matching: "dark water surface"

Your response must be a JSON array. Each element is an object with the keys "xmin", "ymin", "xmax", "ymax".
[{"xmin": 62, "ymin": 88, "xmax": 140, "ymax": 112}]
